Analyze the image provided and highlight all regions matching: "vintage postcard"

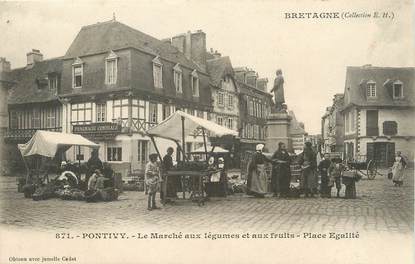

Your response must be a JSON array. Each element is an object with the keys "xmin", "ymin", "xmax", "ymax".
[{"xmin": 0, "ymin": 0, "xmax": 413, "ymax": 263}]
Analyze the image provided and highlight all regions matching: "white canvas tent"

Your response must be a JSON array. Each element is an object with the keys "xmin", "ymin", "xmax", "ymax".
[
  {"xmin": 193, "ymin": 145, "xmax": 229, "ymax": 153},
  {"xmin": 146, "ymin": 110, "xmax": 238, "ymax": 141},
  {"xmin": 18, "ymin": 130, "xmax": 99, "ymax": 158},
  {"xmin": 146, "ymin": 110, "xmax": 237, "ymax": 160}
]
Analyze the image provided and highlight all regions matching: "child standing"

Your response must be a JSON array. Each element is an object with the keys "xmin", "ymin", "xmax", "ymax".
[
  {"xmin": 328, "ymin": 158, "xmax": 343, "ymax": 198},
  {"xmin": 145, "ymin": 154, "xmax": 161, "ymax": 210}
]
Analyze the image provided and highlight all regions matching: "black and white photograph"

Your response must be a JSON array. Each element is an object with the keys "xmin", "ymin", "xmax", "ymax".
[{"xmin": 0, "ymin": 1, "xmax": 414, "ymax": 263}]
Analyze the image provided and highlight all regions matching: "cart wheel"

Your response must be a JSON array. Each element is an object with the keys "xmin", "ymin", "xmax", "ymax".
[{"xmin": 367, "ymin": 160, "xmax": 377, "ymax": 180}]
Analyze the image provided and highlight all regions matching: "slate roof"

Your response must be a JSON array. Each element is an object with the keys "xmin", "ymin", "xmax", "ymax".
[
  {"xmin": 343, "ymin": 66, "xmax": 415, "ymax": 109},
  {"xmin": 65, "ymin": 20, "xmax": 206, "ymax": 73},
  {"xmin": 206, "ymin": 56, "xmax": 234, "ymax": 87},
  {"xmin": 236, "ymin": 80, "xmax": 272, "ymax": 98},
  {"xmin": 8, "ymin": 58, "xmax": 62, "ymax": 105}
]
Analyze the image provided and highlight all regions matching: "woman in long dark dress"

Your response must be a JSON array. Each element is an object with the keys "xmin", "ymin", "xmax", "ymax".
[
  {"xmin": 271, "ymin": 142, "xmax": 291, "ymax": 198},
  {"xmin": 298, "ymin": 142, "xmax": 317, "ymax": 198},
  {"xmin": 247, "ymin": 144, "xmax": 270, "ymax": 198}
]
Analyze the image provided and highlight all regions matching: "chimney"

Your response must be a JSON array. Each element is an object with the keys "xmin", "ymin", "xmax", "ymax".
[
  {"xmin": 0, "ymin": 57, "xmax": 11, "ymax": 73},
  {"xmin": 257, "ymin": 78, "xmax": 268, "ymax": 92},
  {"xmin": 189, "ymin": 30, "xmax": 207, "ymax": 70},
  {"xmin": 172, "ymin": 30, "xmax": 207, "ymax": 71},
  {"xmin": 246, "ymin": 70, "xmax": 258, "ymax": 87},
  {"xmin": 27, "ymin": 49, "xmax": 43, "ymax": 65},
  {"xmin": 171, "ymin": 34, "xmax": 186, "ymax": 53}
]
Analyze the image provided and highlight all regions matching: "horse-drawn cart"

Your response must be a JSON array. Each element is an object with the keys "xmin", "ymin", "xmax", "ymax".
[{"xmin": 348, "ymin": 154, "xmax": 378, "ymax": 180}]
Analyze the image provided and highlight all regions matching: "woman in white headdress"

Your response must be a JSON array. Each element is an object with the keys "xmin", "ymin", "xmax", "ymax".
[{"xmin": 246, "ymin": 144, "xmax": 270, "ymax": 198}]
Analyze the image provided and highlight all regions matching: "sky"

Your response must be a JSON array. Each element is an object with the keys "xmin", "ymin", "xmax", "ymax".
[{"xmin": 0, "ymin": 0, "xmax": 413, "ymax": 134}]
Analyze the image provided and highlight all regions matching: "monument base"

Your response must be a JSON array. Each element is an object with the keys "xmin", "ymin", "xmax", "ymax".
[{"xmin": 265, "ymin": 112, "xmax": 292, "ymax": 153}]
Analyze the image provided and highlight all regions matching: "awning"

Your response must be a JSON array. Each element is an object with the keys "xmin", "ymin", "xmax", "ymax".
[
  {"xmin": 192, "ymin": 145, "xmax": 229, "ymax": 153},
  {"xmin": 18, "ymin": 130, "xmax": 99, "ymax": 158},
  {"xmin": 145, "ymin": 110, "xmax": 238, "ymax": 141}
]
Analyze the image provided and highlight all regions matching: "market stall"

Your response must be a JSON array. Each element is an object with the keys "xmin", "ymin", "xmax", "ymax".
[
  {"xmin": 17, "ymin": 130, "xmax": 100, "ymax": 200},
  {"xmin": 145, "ymin": 111, "xmax": 238, "ymax": 205}
]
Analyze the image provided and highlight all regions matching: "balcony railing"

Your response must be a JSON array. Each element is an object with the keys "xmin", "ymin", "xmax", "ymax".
[{"xmin": 5, "ymin": 127, "xmax": 62, "ymax": 142}]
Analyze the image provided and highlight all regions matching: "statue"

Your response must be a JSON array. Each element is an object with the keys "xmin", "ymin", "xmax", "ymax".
[{"xmin": 270, "ymin": 69, "xmax": 285, "ymax": 112}]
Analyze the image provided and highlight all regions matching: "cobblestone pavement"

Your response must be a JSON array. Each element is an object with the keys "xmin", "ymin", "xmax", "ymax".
[{"xmin": 0, "ymin": 169, "xmax": 413, "ymax": 234}]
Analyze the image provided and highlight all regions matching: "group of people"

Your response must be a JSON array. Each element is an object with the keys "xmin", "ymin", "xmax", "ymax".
[
  {"xmin": 246, "ymin": 142, "xmax": 350, "ymax": 199},
  {"xmin": 57, "ymin": 149, "xmax": 117, "ymax": 202}
]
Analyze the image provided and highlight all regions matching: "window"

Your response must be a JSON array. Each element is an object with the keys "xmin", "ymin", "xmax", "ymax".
[
  {"xmin": 217, "ymin": 116, "xmax": 223, "ymax": 126},
  {"xmin": 138, "ymin": 140, "xmax": 148, "ymax": 163},
  {"xmin": 191, "ymin": 70, "xmax": 199, "ymax": 97},
  {"xmin": 112, "ymin": 99, "xmax": 129, "ymax": 124},
  {"xmin": 366, "ymin": 110, "xmax": 379, "ymax": 136},
  {"xmin": 71, "ymin": 103, "xmax": 92, "ymax": 124},
  {"xmin": 162, "ymin": 104, "xmax": 171, "ymax": 120},
  {"xmin": 187, "ymin": 109, "xmax": 195, "ymax": 116},
  {"xmin": 366, "ymin": 81, "xmax": 376, "ymax": 98},
  {"xmin": 149, "ymin": 102, "xmax": 158, "ymax": 123},
  {"xmin": 383, "ymin": 121, "xmax": 398, "ymax": 136},
  {"xmin": 46, "ymin": 108, "xmax": 55, "ymax": 128},
  {"xmin": 218, "ymin": 92, "xmax": 224, "ymax": 107},
  {"xmin": 107, "ymin": 147, "xmax": 122, "ymax": 161},
  {"xmin": 72, "ymin": 58, "xmax": 83, "ymax": 88},
  {"xmin": 132, "ymin": 99, "xmax": 146, "ymax": 121},
  {"xmin": 152, "ymin": 56, "xmax": 163, "ymax": 89},
  {"xmin": 32, "ymin": 109, "xmax": 40, "ymax": 128},
  {"xmin": 10, "ymin": 111, "xmax": 17, "ymax": 129},
  {"xmin": 96, "ymin": 103, "xmax": 106, "ymax": 122},
  {"xmin": 173, "ymin": 64, "xmax": 182, "ymax": 93},
  {"xmin": 227, "ymin": 94, "xmax": 234, "ymax": 109},
  {"xmin": 197, "ymin": 110, "xmax": 204, "ymax": 118},
  {"xmin": 393, "ymin": 81, "xmax": 403, "ymax": 99},
  {"xmin": 227, "ymin": 118, "xmax": 233, "ymax": 130},
  {"xmin": 105, "ymin": 51, "xmax": 118, "ymax": 85},
  {"xmin": 49, "ymin": 76, "xmax": 58, "ymax": 90},
  {"xmin": 344, "ymin": 113, "xmax": 349, "ymax": 133}
]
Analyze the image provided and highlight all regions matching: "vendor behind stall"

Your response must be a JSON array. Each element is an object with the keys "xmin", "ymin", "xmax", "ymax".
[
  {"xmin": 86, "ymin": 149, "xmax": 103, "ymax": 186},
  {"xmin": 163, "ymin": 147, "xmax": 178, "ymax": 199}
]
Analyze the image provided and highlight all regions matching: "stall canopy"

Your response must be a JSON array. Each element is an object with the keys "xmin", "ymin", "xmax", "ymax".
[
  {"xmin": 145, "ymin": 110, "xmax": 238, "ymax": 141},
  {"xmin": 193, "ymin": 145, "xmax": 229, "ymax": 153},
  {"xmin": 18, "ymin": 130, "xmax": 99, "ymax": 158}
]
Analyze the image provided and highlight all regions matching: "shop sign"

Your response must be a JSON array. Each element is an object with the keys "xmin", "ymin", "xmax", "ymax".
[{"xmin": 72, "ymin": 122, "xmax": 121, "ymax": 140}]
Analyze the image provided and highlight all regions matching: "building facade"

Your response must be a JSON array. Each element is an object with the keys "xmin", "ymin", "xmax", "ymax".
[
  {"xmin": 234, "ymin": 67, "xmax": 272, "ymax": 150},
  {"xmin": 206, "ymin": 54, "xmax": 239, "ymax": 133},
  {"xmin": 342, "ymin": 65, "xmax": 415, "ymax": 167},
  {"xmin": 321, "ymin": 93, "xmax": 344, "ymax": 153}
]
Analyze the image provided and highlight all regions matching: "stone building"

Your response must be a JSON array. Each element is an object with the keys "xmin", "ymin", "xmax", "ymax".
[
  {"xmin": 234, "ymin": 67, "xmax": 273, "ymax": 151},
  {"xmin": 342, "ymin": 65, "xmax": 415, "ymax": 167},
  {"xmin": 321, "ymin": 93, "xmax": 344, "ymax": 153}
]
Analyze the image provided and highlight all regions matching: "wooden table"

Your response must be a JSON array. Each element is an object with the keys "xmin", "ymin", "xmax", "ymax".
[{"xmin": 162, "ymin": 170, "xmax": 209, "ymax": 206}]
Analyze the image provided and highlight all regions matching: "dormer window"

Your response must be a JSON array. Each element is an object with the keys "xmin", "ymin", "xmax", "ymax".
[
  {"xmin": 152, "ymin": 56, "xmax": 163, "ymax": 89},
  {"xmin": 393, "ymin": 80, "xmax": 403, "ymax": 99},
  {"xmin": 173, "ymin": 63, "xmax": 182, "ymax": 93},
  {"xmin": 191, "ymin": 70, "xmax": 199, "ymax": 97},
  {"xmin": 49, "ymin": 76, "xmax": 58, "ymax": 90},
  {"xmin": 366, "ymin": 81, "xmax": 376, "ymax": 98},
  {"xmin": 105, "ymin": 51, "xmax": 118, "ymax": 85},
  {"xmin": 72, "ymin": 57, "xmax": 83, "ymax": 88}
]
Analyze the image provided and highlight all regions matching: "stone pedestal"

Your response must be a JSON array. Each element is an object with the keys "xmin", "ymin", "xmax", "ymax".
[{"xmin": 265, "ymin": 112, "xmax": 292, "ymax": 153}]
